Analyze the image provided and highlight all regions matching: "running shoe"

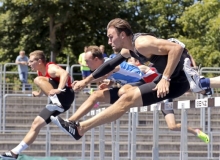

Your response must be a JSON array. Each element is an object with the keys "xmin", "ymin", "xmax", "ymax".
[
  {"xmin": 183, "ymin": 58, "xmax": 203, "ymax": 93},
  {"xmin": 46, "ymin": 104, "xmax": 64, "ymax": 112},
  {"xmin": 196, "ymin": 129, "xmax": 210, "ymax": 144},
  {"xmin": 0, "ymin": 151, "xmax": 18, "ymax": 159},
  {"xmin": 50, "ymin": 116, "xmax": 82, "ymax": 140},
  {"xmin": 203, "ymin": 88, "xmax": 214, "ymax": 96}
]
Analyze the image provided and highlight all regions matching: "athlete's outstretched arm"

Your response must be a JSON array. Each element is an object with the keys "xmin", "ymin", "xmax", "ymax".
[
  {"xmin": 73, "ymin": 50, "xmax": 130, "ymax": 91},
  {"xmin": 91, "ymin": 66, "xmax": 120, "ymax": 83}
]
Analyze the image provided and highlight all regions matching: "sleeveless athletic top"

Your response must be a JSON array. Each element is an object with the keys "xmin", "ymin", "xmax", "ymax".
[
  {"xmin": 37, "ymin": 62, "xmax": 72, "ymax": 87},
  {"xmin": 130, "ymin": 33, "xmax": 190, "ymax": 79}
]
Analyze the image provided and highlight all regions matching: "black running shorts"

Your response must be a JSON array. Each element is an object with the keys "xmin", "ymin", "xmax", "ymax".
[
  {"xmin": 138, "ymin": 71, "xmax": 190, "ymax": 106},
  {"xmin": 39, "ymin": 78, "xmax": 75, "ymax": 124},
  {"xmin": 161, "ymin": 109, "xmax": 175, "ymax": 116},
  {"xmin": 109, "ymin": 87, "xmax": 120, "ymax": 104},
  {"xmin": 130, "ymin": 80, "xmax": 175, "ymax": 116},
  {"xmin": 161, "ymin": 99, "xmax": 174, "ymax": 116}
]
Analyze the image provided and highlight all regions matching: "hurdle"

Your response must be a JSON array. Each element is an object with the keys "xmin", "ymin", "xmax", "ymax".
[
  {"xmin": 138, "ymin": 97, "xmax": 220, "ymax": 160},
  {"xmin": 84, "ymin": 96, "xmax": 220, "ymax": 160}
]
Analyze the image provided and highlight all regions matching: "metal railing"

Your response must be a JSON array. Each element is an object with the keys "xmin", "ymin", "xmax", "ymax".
[
  {"xmin": 1, "ymin": 91, "xmax": 219, "ymax": 160},
  {"xmin": 1, "ymin": 65, "xmax": 220, "ymax": 159}
]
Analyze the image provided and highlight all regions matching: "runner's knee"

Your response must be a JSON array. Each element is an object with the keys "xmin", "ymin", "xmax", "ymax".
[
  {"xmin": 118, "ymin": 88, "xmax": 137, "ymax": 108},
  {"xmin": 91, "ymin": 90, "xmax": 104, "ymax": 101},
  {"xmin": 118, "ymin": 84, "xmax": 132, "ymax": 97},
  {"xmin": 31, "ymin": 116, "xmax": 44, "ymax": 131},
  {"xmin": 167, "ymin": 123, "xmax": 178, "ymax": 131},
  {"xmin": 34, "ymin": 76, "xmax": 47, "ymax": 86}
]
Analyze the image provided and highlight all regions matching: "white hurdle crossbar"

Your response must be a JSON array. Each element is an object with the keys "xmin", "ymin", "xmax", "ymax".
[{"xmin": 84, "ymin": 97, "xmax": 220, "ymax": 159}]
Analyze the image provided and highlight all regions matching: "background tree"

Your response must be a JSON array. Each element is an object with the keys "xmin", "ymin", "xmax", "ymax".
[
  {"xmin": 177, "ymin": 0, "xmax": 220, "ymax": 67},
  {"xmin": 1, "ymin": 0, "xmax": 219, "ymax": 69},
  {"xmin": 132, "ymin": 0, "xmax": 194, "ymax": 38},
  {"xmin": 0, "ymin": 0, "xmax": 130, "ymax": 64}
]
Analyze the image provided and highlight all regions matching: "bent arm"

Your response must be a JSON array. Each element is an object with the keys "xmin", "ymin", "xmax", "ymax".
[
  {"xmin": 163, "ymin": 44, "xmax": 183, "ymax": 79},
  {"xmin": 92, "ymin": 54, "xmax": 127, "ymax": 79},
  {"xmin": 91, "ymin": 66, "xmax": 120, "ymax": 83},
  {"xmin": 136, "ymin": 36, "xmax": 184, "ymax": 79},
  {"xmin": 48, "ymin": 64, "xmax": 69, "ymax": 89}
]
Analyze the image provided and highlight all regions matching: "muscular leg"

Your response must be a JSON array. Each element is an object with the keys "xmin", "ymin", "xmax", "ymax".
[
  {"xmin": 21, "ymin": 117, "xmax": 47, "ymax": 145},
  {"xmin": 20, "ymin": 77, "xmax": 54, "ymax": 144},
  {"xmin": 164, "ymin": 113, "xmax": 196, "ymax": 135},
  {"xmin": 78, "ymin": 86, "xmax": 143, "ymax": 136},
  {"xmin": 197, "ymin": 76, "xmax": 220, "ymax": 95},
  {"xmin": 121, "ymin": 83, "xmax": 201, "ymax": 137},
  {"xmin": 10, "ymin": 77, "xmax": 55, "ymax": 155},
  {"xmin": 209, "ymin": 76, "xmax": 220, "ymax": 88},
  {"xmin": 163, "ymin": 100, "xmax": 199, "ymax": 136},
  {"xmin": 164, "ymin": 110, "xmax": 209, "ymax": 143},
  {"xmin": 69, "ymin": 88, "xmax": 111, "ymax": 122},
  {"xmin": 122, "ymin": 86, "xmax": 196, "ymax": 134},
  {"xmin": 121, "ymin": 86, "xmax": 198, "ymax": 135},
  {"xmin": 118, "ymin": 84, "xmax": 132, "ymax": 97},
  {"xmin": 34, "ymin": 76, "xmax": 54, "ymax": 95}
]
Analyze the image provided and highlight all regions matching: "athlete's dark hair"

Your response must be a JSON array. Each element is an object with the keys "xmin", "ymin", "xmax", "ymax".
[{"xmin": 107, "ymin": 18, "xmax": 133, "ymax": 36}]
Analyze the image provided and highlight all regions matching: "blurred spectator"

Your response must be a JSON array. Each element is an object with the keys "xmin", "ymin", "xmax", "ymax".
[
  {"xmin": 78, "ymin": 46, "xmax": 91, "ymax": 89},
  {"xmin": 15, "ymin": 50, "xmax": 29, "ymax": 91},
  {"xmin": 99, "ymin": 45, "xmax": 108, "ymax": 58}
]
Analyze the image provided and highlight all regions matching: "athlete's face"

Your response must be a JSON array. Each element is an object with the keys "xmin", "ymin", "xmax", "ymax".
[
  {"xmin": 84, "ymin": 51, "xmax": 102, "ymax": 71},
  {"xmin": 28, "ymin": 55, "xmax": 40, "ymax": 71},
  {"xmin": 107, "ymin": 27, "xmax": 123, "ymax": 52}
]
